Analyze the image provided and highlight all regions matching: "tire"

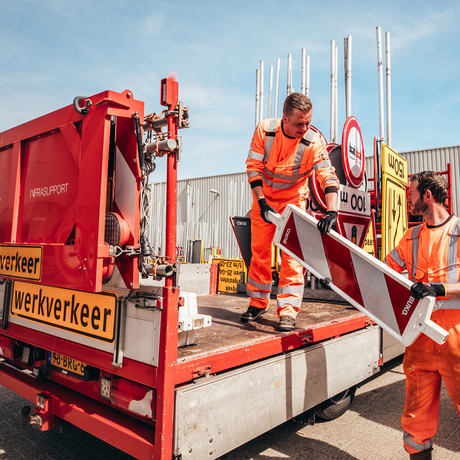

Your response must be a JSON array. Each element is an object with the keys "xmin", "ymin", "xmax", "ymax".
[{"xmin": 314, "ymin": 387, "xmax": 356, "ymax": 421}]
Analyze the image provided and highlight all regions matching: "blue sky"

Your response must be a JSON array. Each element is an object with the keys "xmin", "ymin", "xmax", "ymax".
[{"xmin": 1, "ymin": 0, "xmax": 459, "ymax": 181}]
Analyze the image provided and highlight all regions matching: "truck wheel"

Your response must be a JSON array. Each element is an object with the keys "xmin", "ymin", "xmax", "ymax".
[{"xmin": 314, "ymin": 387, "xmax": 356, "ymax": 420}]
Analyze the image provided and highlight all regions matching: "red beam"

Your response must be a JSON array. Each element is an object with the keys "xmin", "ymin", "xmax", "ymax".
[{"xmin": 0, "ymin": 362, "xmax": 155, "ymax": 459}]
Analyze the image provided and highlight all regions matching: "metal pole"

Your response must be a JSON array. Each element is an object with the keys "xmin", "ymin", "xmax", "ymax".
[
  {"xmin": 447, "ymin": 163, "xmax": 453, "ymax": 214},
  {"xmin": 274, "ymin": 57, "xmax": 280, "ymax": 117},
  {"xmin": 385, "ymin": 31, "xmax": 392, "ymax": 147},
  {"xmin": 344, "ymin": 37, "xmax": 348, "ymax": 119},
  {"xmin": 259, "ymin": 59, "xmax": 264, "ymax": 123},
  {"xmin": 306, "ymin": 55, "xmax": 310, "ymax": 97},
  {"xmin": 345, "ymin": 35, "xmax": 352, "ymax": 118},
  {"xmin": 301, "ymin": 48, "xmax": 306, "ymax": 95},
  {"xmin": 255, "ymin": 68, "xmax": 260, "ymax": 126},
  {"xmin": 330, "ymin": 40, "xmax": 335, "ymax": 143},
  {"xmin": 268, "ymin": 65, "xmax": 273, "ymax": 118},
  {"xmin": 287, "ymin": 53, "xmax": 293, "ymax": 95},
  {"xmin": 376, "ymin": 26, "xmax": 385, "ymax": 141},
  {"xmin": 334, "ymin": 44, "xmax": 338, "ymax": 141},
  {"xmin": 156, "ymin": 75, "xmax": 180, "ymax": 460}
]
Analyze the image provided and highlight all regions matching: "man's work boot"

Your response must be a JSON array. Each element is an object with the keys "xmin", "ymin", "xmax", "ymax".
[
  {"xmin": 241, "ymin": 306, "xmax": 269, "ymax": 322},
  {"xmin": 277, "ymin": 315, "xmax": 296, "ymax": 331},
  {"xmin": 410, "ymin": 448, "xmax": 432, "ymax": 459}
]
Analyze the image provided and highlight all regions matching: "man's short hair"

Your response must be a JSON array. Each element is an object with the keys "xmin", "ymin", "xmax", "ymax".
[
  {"xmin": 283, "ymin": 92, "xmax": 312, "ymax": 116},
  {"xmin": 410, "ymin": 171, "xmax": 448, "ymax": 205}
]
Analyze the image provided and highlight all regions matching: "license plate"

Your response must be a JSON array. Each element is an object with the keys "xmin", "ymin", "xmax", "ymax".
[{"xmin": 49, "ymin": 352, "xmax": 87, "ymax": 377}]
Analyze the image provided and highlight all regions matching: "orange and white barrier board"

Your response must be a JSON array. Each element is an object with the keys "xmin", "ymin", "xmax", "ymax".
[{"xmin": 271, "ymin": 204, "xmax": 448, "ymax": 346}]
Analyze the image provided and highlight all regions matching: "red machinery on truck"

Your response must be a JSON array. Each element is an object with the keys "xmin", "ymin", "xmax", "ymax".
[{"xmin": 0, "ymin": 78, "xmax": 406, "ymax": 459}]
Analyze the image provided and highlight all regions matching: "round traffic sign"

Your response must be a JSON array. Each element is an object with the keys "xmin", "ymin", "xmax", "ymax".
[
  {"xmin": 341, "ymin": 116, "xmax": 365, "ymax": 188},
  {"xmin": 307, "ymin": 143, "xmax": 338, "ymax": 213}
]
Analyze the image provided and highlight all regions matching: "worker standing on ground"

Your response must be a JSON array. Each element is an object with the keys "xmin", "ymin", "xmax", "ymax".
[
  {"xmin": 242, "ymin": 92, "xmax": 339, "ymax": 331},
  {"xmin": 386, "ymin": 171, "xmax": 460, "ymax": 460}
]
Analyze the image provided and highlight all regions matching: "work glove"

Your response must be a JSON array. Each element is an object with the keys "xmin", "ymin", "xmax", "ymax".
[
  {"xmin": 317, "ymin": 211, "xmax": 337, "ymax": 235},
  {"xmin": 410, "ymin": 281, "xmax": 446, "ymax": 299},
  {"xmin": 258, "ymin": 198, "xmax": 276, "ymax": 224}
]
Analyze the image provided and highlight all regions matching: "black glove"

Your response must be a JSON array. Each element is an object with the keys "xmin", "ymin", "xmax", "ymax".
[
  {"xmin": 317, "ymin": 211, "xmax": 337, "ymax": 234},
  {"xmin": 258, "ymin": 198, "xmax": 276, "ymax": 224},
  {"xmin": 410, "ymin": 281, "xmax": 446, "ymax": 299}
]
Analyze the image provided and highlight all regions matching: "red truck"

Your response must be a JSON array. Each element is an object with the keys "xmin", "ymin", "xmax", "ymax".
[{"xmin": 0, "ymin": 77, "xmax": 403, "ymax": 459}]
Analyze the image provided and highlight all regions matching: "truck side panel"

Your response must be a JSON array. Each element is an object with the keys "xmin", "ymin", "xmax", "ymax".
[{"xmin": 174, "ymin": 326, "xmax": 380, "ymax": 459}]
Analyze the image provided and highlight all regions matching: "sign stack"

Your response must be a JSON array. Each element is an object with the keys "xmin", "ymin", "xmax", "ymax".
[
  {"xmin": 380, "ymin": 144, "xmax": 408, "ymax": 259},
  {"xmin": 308, "ymin": 116, "xmax": 371, "ymax": 248}
]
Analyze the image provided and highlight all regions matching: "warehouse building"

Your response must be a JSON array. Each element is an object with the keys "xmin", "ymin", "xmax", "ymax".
[{"xmin": 150, "ymin": 145, "xmax": 460, "ymax": 260}]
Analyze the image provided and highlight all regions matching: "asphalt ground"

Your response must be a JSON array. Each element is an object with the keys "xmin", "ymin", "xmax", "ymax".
[{"xmin": 0, "ymin": 359, "xmax": 458, "ymax": 459}]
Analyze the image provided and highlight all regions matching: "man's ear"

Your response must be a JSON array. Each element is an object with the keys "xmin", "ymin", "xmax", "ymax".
[{"xmin": 424, "ymin": 189, "xmax": 433, "ymax": 202}]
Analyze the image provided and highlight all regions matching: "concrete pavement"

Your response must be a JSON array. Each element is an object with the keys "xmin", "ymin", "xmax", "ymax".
[{"xmin": 0, "ymin": 359, "xmax": 458, "ymax": 459}]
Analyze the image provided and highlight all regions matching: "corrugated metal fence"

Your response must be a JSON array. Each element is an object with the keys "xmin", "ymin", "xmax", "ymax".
[{"xmin": 150, "ymin": 145, "xmax": 459, "ymax": 259}]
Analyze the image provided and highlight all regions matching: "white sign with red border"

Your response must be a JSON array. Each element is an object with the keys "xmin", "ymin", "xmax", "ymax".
[
  {"xmin": 270, "ymin": 204, "xmax": 449, "ymax": 347},
  {"xmin": 342, "ymin": 116, "xmax": 365, "ymax": 188}
]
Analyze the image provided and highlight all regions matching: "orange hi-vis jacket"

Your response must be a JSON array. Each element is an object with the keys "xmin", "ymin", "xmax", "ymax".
[
  {"xmin": 386, "ymin": 215, "xmax": 460, "ymax": 297},
  {"xmin": 246, "ymin": 118, "xmax": 339, "ymax": 203},
  {"xmin": 386, "ymin": 215, "xmax": 460, "ymax": 454}
]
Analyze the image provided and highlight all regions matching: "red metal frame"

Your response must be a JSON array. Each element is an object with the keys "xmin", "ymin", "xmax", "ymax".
[
  {"xmin": 0, "ymin": 361, "xmax": 155, "ymax": 458},
  {"xmin": 0, "ymin": 90, "xmax": 143, "ymax": 292}
]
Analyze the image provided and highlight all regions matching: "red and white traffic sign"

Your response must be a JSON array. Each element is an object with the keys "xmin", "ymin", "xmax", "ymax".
[
  {"xmin": 271, "ymin": 204, "xmax": 449, "ymax": 346},
  {"xmin": 342, "ymin": 116, "xmax": 365, "ymax": 188},
  {"xmin": 336, "ymin": 213, "xmax": 371, "ymax": 249}
]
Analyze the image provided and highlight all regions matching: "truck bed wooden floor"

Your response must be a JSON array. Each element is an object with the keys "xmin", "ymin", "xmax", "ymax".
[{"xmin": 177, "ymin": 294, "xmax": 368, "ymax": 362}]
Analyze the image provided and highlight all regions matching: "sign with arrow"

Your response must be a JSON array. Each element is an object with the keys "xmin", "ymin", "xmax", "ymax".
[
  {"xmin": 382, "ymin": 144, "xmax": 408, "ymax": 185},
  {"xmin": 381, "ymin": 175, "xmax": 408, "ymax": 259}
]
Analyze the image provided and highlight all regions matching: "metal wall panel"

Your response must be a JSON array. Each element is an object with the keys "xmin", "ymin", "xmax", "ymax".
[
  {"xmin": 150, "ymin": 172, "xmax": 252, "ymax": 259},
  {"xmin": 365, "ymin": 145, "xmax": 459, "ymax": 214},
  {"xmin": 151, "ymin": 146, "xmax": 459, "ymax": 258}
]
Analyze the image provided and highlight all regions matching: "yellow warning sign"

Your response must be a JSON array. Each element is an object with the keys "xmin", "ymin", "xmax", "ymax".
[
  {"xmin": 10, "ymin": 281, "xmax": 118, "ymax": 343},
  {"xmin": 381, "ymin": 144, "xmax": 408, "ymax": 185},
  {"xmin": 381, "ymin": 175, "xmax": 408, "ymax": 260},
  {"xmin": 363, "ymin": 217, "xmax": 376, "ymax": 257},
  {"xmin": 214, "ymin": 258, "xmax": 246, "ymax": 293},
  {"xmin": 0, "ymin": 245, "xmax": 42, "ymax": 281}
]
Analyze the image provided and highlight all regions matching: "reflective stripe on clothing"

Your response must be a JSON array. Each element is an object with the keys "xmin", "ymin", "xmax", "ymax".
[
  {"xmin": 247, "ymin": 150, "xmax": 264, "ymax": 161},
  {"xmin": 304, "ymin": 127, "xmax": 316, "ymax": 143},
  {"xmin": 434, "ymin": 298, "xmax": 460, "ymax": 310},
  {"xmin": 264, "ymin": 134, "xmax": 275, "ymax": 161},
  {"xmin": 388, "ymin": 248, "xmax": 406, "ymax": 269},
  {"xmin": 313, "ymin": 159, "xmax": 332, "ymax": 170},
  {"xmin": 263, "ymin": 118, "xmax": 279, "ymax": 161},
  {"xmin": 247, "ymin": 276, "xmax": 272, "ymax": 291},
  {"xmin": 403, "ymin": 432, "xmax": 433, "ymax": 454},
  {"xmin": 246, "ymin": 289, "xmax": 271, "ymax": 299},
  {"xmin": 277, "ymin": 296, "xmax": 302, "ymax": 308},
  {"xmin": 277, "ymin": 285, "xmax": 304, "ymax": 294},
  {"xmin": 323, "ymin": 177, "xmax": 340, "ymax": 187},
  {"xmin": 409, "ymin": 224, "xmax": 423, "ymax": 279},
  {"xmin": 247, "ymin": 171, "xmax": 260, "ymax": 179}
]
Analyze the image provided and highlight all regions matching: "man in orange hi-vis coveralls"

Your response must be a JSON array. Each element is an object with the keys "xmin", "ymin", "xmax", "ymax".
[
  {"xmin": 386, "ymin": 171, "xmax": 460, "ymax": 460},
  {"xmin": 242, "ymin": 92, "xmax": 339, "ymax": 331}
]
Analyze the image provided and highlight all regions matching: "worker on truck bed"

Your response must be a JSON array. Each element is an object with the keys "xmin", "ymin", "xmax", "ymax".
[
  {"xmin": 242, "ymin": 92, "xmax": 339, "ymax": 331},
  {"xmin": 386, "ymin": 171, "xmax": 460, "ymax": 460}
]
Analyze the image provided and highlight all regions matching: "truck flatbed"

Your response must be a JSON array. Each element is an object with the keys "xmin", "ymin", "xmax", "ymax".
[{"xmin": 175, "ymin": 294, "xmax": 371, "ymax": 383}]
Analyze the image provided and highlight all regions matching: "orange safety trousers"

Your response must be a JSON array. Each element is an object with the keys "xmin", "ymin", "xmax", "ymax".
[
  {"xmin": 402, "ymin": 309, "xmax": 460, "ymax": 454},
  {"xmin": 247, "ymin": 198, "xmax": 305, "ymax": 319}
]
